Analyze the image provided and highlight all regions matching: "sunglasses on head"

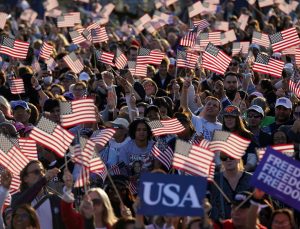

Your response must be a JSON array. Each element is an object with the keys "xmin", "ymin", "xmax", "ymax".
[
  {"xmin": 91, "ymin": 199, "xmax": 102, "ymax": 206},
  {"xmin": 220, "ymin": 155, "xmax": 235, "ymax": 161}
]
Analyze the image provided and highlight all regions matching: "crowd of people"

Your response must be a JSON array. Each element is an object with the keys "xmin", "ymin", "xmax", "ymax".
[{"xmin": 0, "ymin": 0, "xmax": 300, "ymax": 228}]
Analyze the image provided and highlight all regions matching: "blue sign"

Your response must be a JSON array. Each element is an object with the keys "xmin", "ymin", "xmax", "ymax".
[
  {"xmin": 251, "ymin": 147, "xmax": 300, "ymax": 211},
  {"xmin": 138, "ymin": 173, "xmax": 207, "ymax": 216}
]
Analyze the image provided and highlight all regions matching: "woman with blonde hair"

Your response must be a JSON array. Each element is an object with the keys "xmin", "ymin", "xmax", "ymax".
[
  {"xmin": 61, "ymin": 169, "xmax": 117, "ymax": 229},
  {"xmin": 0, "ymin": 95, "xmax": 14, "ymax": 120}
]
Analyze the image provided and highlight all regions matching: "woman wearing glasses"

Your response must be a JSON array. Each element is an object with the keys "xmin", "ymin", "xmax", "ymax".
[
  {"xmin": 61, "ymin": 169, "xmax": 117, "ymax": 229},
  {"xmin": 11, "ymin": 160, "xmax": 63, "ymax": 229}
]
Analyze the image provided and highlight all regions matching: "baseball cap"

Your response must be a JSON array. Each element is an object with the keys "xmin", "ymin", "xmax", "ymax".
[
  {"xmin": 111, "ymin": 118, "xmax": 129, "ymax": 129},
  {"xmin": 221, "ymin": 105, "xmax": 241, "ymax": 117},
  {"xmin": 232, "ymin": 191, "xmax": 252, "ymax": 208},
  {"xmin": 10, "ymin": 100, "xmax": 30, "ymax": 110},
  {"xmin": 247, "ymin": 105, "xmax": 264, "ymax": 117},
  {"xmin": 275, "ymin": 97, "xmax": 292, "ymax": 109},
  {"xmin": 79, "ymin": 72, "xmax": 90, "ymax": 82}
]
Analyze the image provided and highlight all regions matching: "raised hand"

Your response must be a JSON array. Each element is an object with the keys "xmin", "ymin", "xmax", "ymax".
[
  {"xmin": 62, "ymin": 168, "xmax": 73, "ymax": 190},
  {"xmin": 0, "ymin": 170, "xmax": 12, "ymax": 189},
  {"xmin": 79, "ymin": 194, "xmax": 94, "ymax": 219}
]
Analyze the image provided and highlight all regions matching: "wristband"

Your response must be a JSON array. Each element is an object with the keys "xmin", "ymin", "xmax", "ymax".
[{"xmin": 35, "ymin": 85, "xmax": 42, "ymax": 91}]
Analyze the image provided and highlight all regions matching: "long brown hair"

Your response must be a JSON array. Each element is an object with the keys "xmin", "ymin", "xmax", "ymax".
[
  {"xmin": 11, "ymin": 204, "xmax": 40, "ymax": 229},
  {"xmin": 223, "ymin": 115, "xmax": 252, "ymax": 139},
  {"xmin": 20, "ymin": 160, "xmax": 44, "ymax": 192}
]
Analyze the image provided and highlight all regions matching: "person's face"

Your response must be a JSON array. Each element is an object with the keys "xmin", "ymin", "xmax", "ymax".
[
  {"xmin": 73, "ymin": 86, "xmax": 86, "ymax": 99},
  {"xmin": 51, "ymin": 86, "xmax": 62, "ymax": 96},
  {"xmin": 128, "ymin": 49, "xmax": 138, "ymax": 61},
  {"xmin": 137, "ymin": 106, "xmax": 145, "ymax": 117},
  {"xmin": 13, "ymin": 107, "xmax": 30, "ymax": 124},
  {"xmin": 204, "ymin": 99, "xmax": 220, "ymax": 117},
  {"xmin": 275, "ymin": 106, "xmax": 291, "ymax": 123},
  {"xmin": 293, "ymin": 106, "xmax": 300, "ymax": 120},
  {"xmin": 273, "ymin": 131, "xmax": 287, "ymax": 145},
  {"xmin": 24, "ymin": 162, "xmax": 45, "ymax": 187},
  {"xmin": 0, "ymin": 103, "xmax": 11, "ymax": 116},
  {"xmin": 231, "ymin": 206, "xmax": 249, "ymax": 228},
  {"xmin": 224, "ymin": 115, "xmax": 236, "ymax": 130},
  {"xmin": 61, "ymin": 79, "xmax": 74, "ymax": 91},
  {"xmin": 146, "ymin": 110, "xmax": 160, "ymax": 121},
  {"xmin": 247, "ymin": 111, "xmax": 262, "ymax": 128},
  {"xmin": 135, "ymin": 123, "xmax": 148, "ymax": 141},
  {"xmin": 220, "ymin": 152, "xmax": 239, "ymax": 169},
  {"xmin": 159, "ymin": 62, "xmax": 169, "ymax": 76},
  {"xmin": 158, "ymin": 106, "xmax": 168, "ymax": 117},
  {"xmin": 113, "ymin": 126, "xmax": 128, "ymax": 140},
  {"xmin": 133, "ymin": 162, "xmax": 141, "ymax": 174},
  {"xmin": 228, "ymin": 61, "xmax": 239, "ymax": 73},
  {"xmin": 49, "ymin": 106, "xmax": 60, "ymax": 123},
  {"xmin": 272, "ymin": 213, "xmax": 292, "ymax": 229},
  {"xmin": 177, "ymin": 122, "xmax": 192, "ymax": 139},
  {"xmin": 12, "ymin": 208, "xmax": 32, "ymax": 229},
  {"xmin": 224, "ymin": 75, "xmax": 238, "ymax": 92},
  {"xmin": 88, "ymin": 191, "xmax": 104, "ymax": 215},
  {"xmin": 144, "ymin": 82, "xmax": 156, "ymax": 96}
]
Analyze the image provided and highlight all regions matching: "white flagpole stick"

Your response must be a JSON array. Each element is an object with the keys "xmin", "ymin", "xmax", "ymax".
[{"xmin": 212, "ymin": 180, "xmax": 231, "ymax": 203}]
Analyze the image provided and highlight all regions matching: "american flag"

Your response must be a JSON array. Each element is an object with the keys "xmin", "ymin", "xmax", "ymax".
[
  {"xmin": 129, "ymin": 180, "xmax": 138, "ymax": 195},
  {"xmin": 207, "ymin": 162, "xmax": 216, "ymax": 182},
  {"xmin": 108, "ymin": 162, "xmax": 128, "ymax": 176},
  {"xmin": 134, "ymin": 14, "xmax": 152, "ymax": 33},
  {"xmin": 46, "ymin": 57, "xmax": 57, "ymax": 71},
  {"xmin": 153, "ymin": 11, "xmax": 172, "ymax": 24},
  {"xmin": 89, "ymin": 157, "xmax": 107, "ymax": 181},
  {"xmin": 91, "ymin": 27, "xmax": 108, "ymax": 43},
  {"xmin": 202, "ymin": 43, "xmax": 232, "ymax": 75},
  {"xmin": 144, "ymin": 22, "xmax": 156, "ymax": 34},
  {"xmin": 210, "ymin": 130, "xmax": 250, "ymax": 159},
  {"xmin": 252, "ymin": 31, "xmax": 270, "ymax": 48},
  {"xmin": 127, "ymin": 61, "xmax": 137, "ymax": 76},
  {"xmin": 289, "ymin": 79, "xmax": 300, "ymax": 98},
  {"xmin": 0, "ymin": 12, "xmax": 8, "ymax": 29},
  {"xmin": 57, "ymin": 12, "xmax": 80, "ymax": 28},
  {"xmin": 213, "ymin": 21, "xmax": 229, "ymax": 31},
  {"xmin": 18, "ymin": 138, "xmax": 38, "ymax": 161},
  {"xmin": 0, "ymin": 36, "xmax": 29, "ymax": 59},
  {"xmin": 192, "ymin": 19, "xmax": 210, "ymax": 31},
  {"xmin": 20, "ymin": 9, "xmax": 37, "ymax": 25},
  {"xmin": 296, "ymin": 48, "xmax": 300, "ymax": 66},
  {"xmin": 221, "ymin": 30, "xmax": 237, "ymax": 45},
  {"xmin": 63, "ymin": 52, "xmax": 84, "ymax": 74},
  {"xmin": 29, "ymin": 117, "xmax": 74, "ymax": 157},
  {"xmin": 136, "ymin": 48, "xmax": 165, "ymax": 65},
  {"xmin": 90, "ymin": 128, "xmax": 116, "ymax": 147},
  {"xmin": 148, "ymin": 118, "xmax": 185, "ymax": 136},
  {"xmin": 252, "ymin": 53, "xmax": 284, "ymax": 78},
  {"xmin": 237, "ymin": 14, "xmax": 249, "ymax": 31},
  {"xmin": 232, "ymin": 42, "xmax": 250, "ymax": 56},
  {"xmin": 72, "ymin": 137, "xmax": 95, "ymax": 167},
  {"xmin": 188, "ymin": 1, "xmax": 203, "ymax": 18},
  {"xmin": 134, "ymin": 64, "xmax": 148, "ymax": 77},
  {"xmin": 10, "ymin": 79, "xmax": 25, "ymax": 94},
  {"xmin": 257, "ymin": 144, "xmax": 295, "ymax": 161},
  {"xmin": 173, "ymin": 139, "xmax": 215, "ymax": 177},
  {"xmin": 281, "ymin": 46, "xmax": 299, "ymax": 55},
  {"xmin": 60, "ymin": 98, "xmax": 97, "ymax": 127},
  {"xmin": 31, "ymin": 60, "xmax": 41, "ymax": 73},
  {"xmin": 180, "ymin": 31, "xmax": 196, "ymax": 47},
  {"xmin": 39, "ymin": 42, "xmax": 53, "ymax": 60},
  {"xmin": 43, "ymin": 0, "xmax": 59, "ymax": 11},
  {"xmin": 176, "ymin": 50, "xmax": 199, "ymax": 69},
  {"xmin": 269, "ymin": 28, "xmax": 300, "ymax": 52},
  {"xmin": 69, "ymin": 29, "xmax": 86, "ymax": 45},
  {"xmin": 198, "ymin": 32, "xmax": 222, "ymax": 47},
  {"xmin": 109, "ymin": 164, "xmax": 121, "ymax": 175},
  {"xmin": 99, "ymin": 3, "xmax": 115, "ymax": 19},
  {"xmin": 95, "ymin": 50, "xmax": 115, "ymax": 66},
  {"xmin": 114, "ymin": 48, "xmax": 127, "ymax": 69},
  {"xmin": 0, "ymin": 134, "xmax": 30, "ymax": 175},
  {"xmin": 151, "ymin": 139, "xmax": 174, "ymax": 170},
  {"xmin": 74, "ymin": 166, "xmax": 89, "ymax": 188},
  {"xmin": 82, "ymin": 22, "xmax": 100, "ymax": 41},
  {"xmin": 258, "ymin": 0, "xmax": 273, "ymax": 8}
]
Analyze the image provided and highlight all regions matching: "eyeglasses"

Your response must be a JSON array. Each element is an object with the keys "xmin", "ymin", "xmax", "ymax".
[
  {"xmin": 220, "ymin": 155, "xmax": 235, "ymax": 161},
  {"xmin": 13, "ymin": 213, "xmax": 30, "ymax": 220},
  {"xmin": 91, "ymin": 199, "xmax": 102, "ymax": 206},
  {"xmin": 247, "ymin": 115, "xmax": 261, "ymax": 119},
  {"xmin": 272, "ymin": 221, "xmax": 291, "ymax": 227},
  {"xmin": 27, "ymin": 169, "xmax": 44, "ymax": 176},
  {"xmin": 229, "ymin": 62, "xmax": 239, "ymax": 67}
]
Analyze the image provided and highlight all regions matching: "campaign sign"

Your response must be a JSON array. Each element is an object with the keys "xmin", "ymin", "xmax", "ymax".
[
  {"xmin": 251, "ymin": 147, "xmax": 300, "ymax": 211},
  {"xmin": 138, "ymin": 173, "xmax": 207, "ymax": 216}
]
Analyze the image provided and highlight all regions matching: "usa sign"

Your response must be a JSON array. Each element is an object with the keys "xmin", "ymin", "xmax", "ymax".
[{"xmin": 138, "ymin": 173, "xmax": 207, "ymax": 216}]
